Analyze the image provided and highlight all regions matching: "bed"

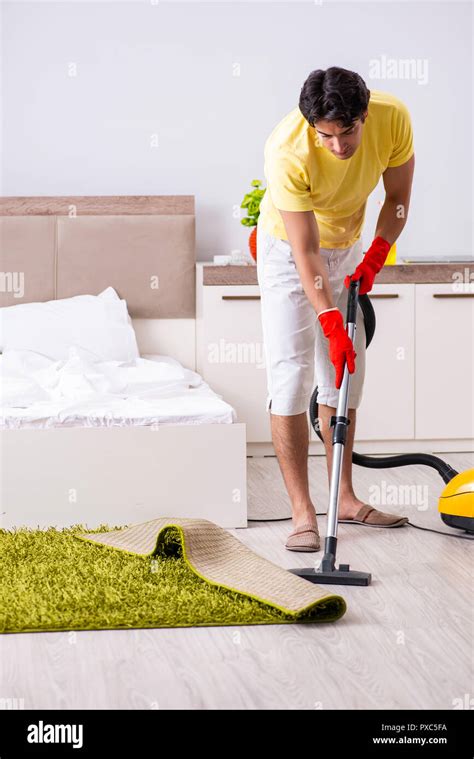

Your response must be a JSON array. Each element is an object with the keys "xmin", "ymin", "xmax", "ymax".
[{"xmin": 0, "ymin": 196, "xmax": 247, "ymax": 530}]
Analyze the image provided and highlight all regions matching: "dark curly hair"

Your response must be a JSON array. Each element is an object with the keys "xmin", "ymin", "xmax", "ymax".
[{"xmin": 299, "ymin": 67, "xmax": 370, "ymax": 128}]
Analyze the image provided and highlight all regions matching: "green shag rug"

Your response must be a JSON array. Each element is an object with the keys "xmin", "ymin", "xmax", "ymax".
[{"xmin": 0, "ymin": 523, "xmax": 345, "ymax": 634}]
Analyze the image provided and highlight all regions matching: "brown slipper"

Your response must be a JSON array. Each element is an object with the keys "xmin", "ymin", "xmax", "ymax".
[
  {"xmin": 338, "ymin": 504, "xmax": 408, "ymax": 528},
  {"xmin": 285, "ymin": 522, "xmax": 321, "ymax": 552}
]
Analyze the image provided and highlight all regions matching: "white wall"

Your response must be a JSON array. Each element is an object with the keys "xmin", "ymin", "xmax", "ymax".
[{"xmin": 2, "ymin": 0, "xmax": 472, "ymax": 260}]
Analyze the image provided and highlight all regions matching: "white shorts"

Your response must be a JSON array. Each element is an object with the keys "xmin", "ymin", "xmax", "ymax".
[{"xmin": 256, "ymin": 224, "xmax": 367, "ymax": 415}]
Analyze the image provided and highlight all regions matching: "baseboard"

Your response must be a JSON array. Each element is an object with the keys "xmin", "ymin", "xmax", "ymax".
[{"xmin": 247, "ymin": 439, "xmax": 474, "ymax": 458}]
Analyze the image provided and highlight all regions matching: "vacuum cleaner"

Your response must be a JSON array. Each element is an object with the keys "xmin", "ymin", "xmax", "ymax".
[{"xmin": 289, "ymin": 279, "xmax": 474, "ymax": 587}]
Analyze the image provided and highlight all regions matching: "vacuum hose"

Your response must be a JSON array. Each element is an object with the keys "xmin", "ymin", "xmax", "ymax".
[{"xmin": 309, "ymin": 294, "xmax": 459, "ymax": 486}]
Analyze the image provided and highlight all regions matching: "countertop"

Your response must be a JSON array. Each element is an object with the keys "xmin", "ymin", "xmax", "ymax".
[{"xmin": 200, "ymin": 262, "xmax": 474, "ymax": 286}]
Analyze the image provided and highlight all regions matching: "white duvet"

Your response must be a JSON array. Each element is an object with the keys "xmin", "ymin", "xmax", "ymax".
[{"xmin": 0, "ymin": 348, "xmax": 236, "ymax": 428}]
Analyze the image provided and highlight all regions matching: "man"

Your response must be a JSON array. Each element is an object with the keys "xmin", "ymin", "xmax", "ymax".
[{"xmin": 257, "ymin": 66, "xmax": 415, "ymax": 551}]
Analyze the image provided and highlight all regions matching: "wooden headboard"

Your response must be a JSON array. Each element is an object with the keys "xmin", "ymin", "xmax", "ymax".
[{"xmin": 0, "ymin": 195, "xmax": 195, "ymax": 318}]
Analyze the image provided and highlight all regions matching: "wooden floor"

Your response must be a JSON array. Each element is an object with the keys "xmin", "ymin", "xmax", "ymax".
[{"xmin": 1, "ymin": 452, "xmax": 472, "ymax": 710}]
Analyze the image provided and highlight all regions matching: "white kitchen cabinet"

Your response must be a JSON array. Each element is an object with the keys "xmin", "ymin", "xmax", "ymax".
[
  {"xmin": 354, "ymin": 283, "xmax": 415, "ymax": 441},
  {"xmin": 197, "ymin": 265, "xmax": 473, "ymax": 450},
  {"xmin": 415, "ymin": 284, "xmax": 474, "ymax": 439},
  {"xmin": 196, "ymin": 271, "xmax": 270, "ymax": 442},
  {"xmin": 310, "ymin": 284, "xmax": 415, "ymax": 442}
]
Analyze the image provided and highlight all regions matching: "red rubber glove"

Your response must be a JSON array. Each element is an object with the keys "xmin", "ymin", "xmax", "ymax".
[
  {"xmin": 318, "ymin": 308, "xmax": 357, "ymax": 390},
  {"xmin": 344, "ymin": 236, "xmax": 391, "ymax": 295}
]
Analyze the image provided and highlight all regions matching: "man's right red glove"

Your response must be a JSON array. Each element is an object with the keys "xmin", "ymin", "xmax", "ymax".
[{"xmin": 318, "ymin": 308, "xmax": 357, "ymax": 390}]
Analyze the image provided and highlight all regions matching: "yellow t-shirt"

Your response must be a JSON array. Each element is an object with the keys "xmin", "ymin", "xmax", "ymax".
[{"xmin": 258, "ymin": 89, "xmax": 414, "ymax": 247}]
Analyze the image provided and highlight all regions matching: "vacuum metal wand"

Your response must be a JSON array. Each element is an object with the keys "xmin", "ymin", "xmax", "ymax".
[
  {"xmin": 326, "ymin": 316, "xmax": 354, "ymax": 539},
  {"xmin": 289, "ymin": 279, "xmax": 372, "ymax": 586}
]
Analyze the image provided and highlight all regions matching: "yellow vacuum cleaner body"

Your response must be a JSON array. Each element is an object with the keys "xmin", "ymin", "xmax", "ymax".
[{"xmin": 438, "ymin": 469, "xmax": 474, "ymax": 533}]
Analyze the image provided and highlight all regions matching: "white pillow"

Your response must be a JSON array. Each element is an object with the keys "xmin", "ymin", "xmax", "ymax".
[{"xmin": 0, "ymin": 287, "xmax": 139, "ymax": 362}]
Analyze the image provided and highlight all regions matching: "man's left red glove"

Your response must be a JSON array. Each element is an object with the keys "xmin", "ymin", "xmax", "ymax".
[{"xmin": 344, "ymin": 236, "xmax": 391, "ymax": 295}]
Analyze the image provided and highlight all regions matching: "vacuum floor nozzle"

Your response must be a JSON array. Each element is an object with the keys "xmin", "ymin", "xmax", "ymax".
[{"xmin": 289, "ymin": 565, "xmax": 372, "ymax": 586}]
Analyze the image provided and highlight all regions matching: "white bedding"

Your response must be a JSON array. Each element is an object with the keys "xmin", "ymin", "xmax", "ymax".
[
  {"xmin": 0, "ymin": 349, "xmax": 236, "ymax": 428},
  {"xmin": 0, "ymin": 286, "xmax": 139, "ymax": 362}
]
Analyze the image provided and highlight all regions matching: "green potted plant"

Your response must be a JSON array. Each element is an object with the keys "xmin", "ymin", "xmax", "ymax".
[{"xmin": 240, "ymin": 179, "xmax": 265, "ymax": 261}]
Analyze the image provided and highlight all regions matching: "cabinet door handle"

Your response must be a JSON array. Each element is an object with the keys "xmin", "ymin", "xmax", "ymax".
[
  {"xmin": 369, "ymin": 293, "xmax": 399, "ymax": 299},
  {"xmin": 222, "ymin": 295, "xmax": 261, "ymax": 301},
  {"xmin": 433, "ymin": 293, "xmax": 474, "ymax": 298}
]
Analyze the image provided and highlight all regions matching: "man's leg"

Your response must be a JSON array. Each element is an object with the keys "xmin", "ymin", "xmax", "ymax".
[
  {"xmin": 318, "ymin": 402, "xmax": 409, "ymax": 524},
  {"xmin": 256, "ymin": 225, "xmax": 321, "ymax": 535},
  {"xmin": 318, "ymin": 404, "xmax": 364, "ymax": 519},
  {"xmin": 270, "ymin": 412, "xmax": 317, "ymax": 529}
]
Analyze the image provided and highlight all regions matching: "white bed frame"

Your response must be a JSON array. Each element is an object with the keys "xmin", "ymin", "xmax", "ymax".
[{"xmin": 0, "ymin": 197, "xmax": 247, "ymax": 530}]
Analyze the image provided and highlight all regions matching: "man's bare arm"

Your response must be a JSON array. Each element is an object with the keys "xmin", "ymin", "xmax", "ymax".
[
  {"xmin": 377, "ymin": 154, "xmax": 415, "ymax": 245},
  {"xmin": 279, "ymin": 210, "xmax": 335, "ymax": 314}
]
